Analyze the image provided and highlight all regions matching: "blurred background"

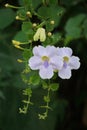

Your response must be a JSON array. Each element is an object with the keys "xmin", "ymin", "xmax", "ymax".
[{"xmin": 0, "ymin": 0, "xmax": 87, "ymax": 130}]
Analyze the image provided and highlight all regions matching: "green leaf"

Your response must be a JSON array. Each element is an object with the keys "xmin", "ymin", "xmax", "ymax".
[
  {"xmin": 50, "ymin": 83, "xmax": 59, "ymax": 91},
  {"xmin": 0, "ymin": 8, "xmax": 15, "ymax": 29},
  {"xmin": 14, "ymin": 31, "xmax": 29, "ymax": 42},
  {"xmin": 49, "ymin": 0, "xmax": 58, "ymax": 5},
  {"xmin": 29, "ymin": 73, "xmax": 40, "ymax": 86},
  {"xmin": 23, "ymin": 88, "xmax": 32, "ymax": 95},
  {"xmin": 45, "ymin": 33, "xmax": 62, "ymax": 46},
  {"xmin": 51, "ymin": 33, "xmax": 62, "ymax": 44},
  {"xmin": 22, "ymin": 22, "xmax": 32, "ymax": 33},
  {"xmin": 23, "ymin": 0, "xmax": 32, "ymax": 10},
  {"xmin": 65, "ymin": 14, "xmax": 86, "ymax": 29},
  {"xmin": 38, "ymin": 5, "xmax": 65, "ymax": 27},
  {"xmin": 42, "ymin": 81, "xmax": 48, "ymax": 89},
  {"xmin": 32, "ymin": 0, "xmax": 42, "ymax": 9},
  {"xmin": 65, "ymin": 14, "xmax": 86, "ymax": 39},
  {"xmin": 44, "ymin": 96, "xmax": 50, "ymax": 102},
  {"xmin": 83, "ymin": 18, "xmax": 87, "ymax": 39},
  {"xmin": 46, "ymin": 21, "xmax": 54, "ymax": 31},
  {"xmin": 17, "ymin": 9, "xmax": 26, "ymax": 18},
  {"xmin": 22, "ymin": 22, "xmax": 34, "ymax": 39},
  {"xmin": 23, "ymin": 49, "xmax": 32, "ymax": 61},
  {"xmin": 66, "ymin": 27, "xmax": 81, "ymax": 39}
]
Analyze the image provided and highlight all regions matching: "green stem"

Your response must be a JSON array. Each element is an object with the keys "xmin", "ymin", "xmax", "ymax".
[
  {"xmin": 5, "ymin": 3, "xmax": 24, "ymax": 9},
  {"xmin": 37, "ymin": 21, "xmax": 46, "ymax": 28},
  {"xmin": 38, "ymin": 80, "xmax": 51, "ymax": 119}
]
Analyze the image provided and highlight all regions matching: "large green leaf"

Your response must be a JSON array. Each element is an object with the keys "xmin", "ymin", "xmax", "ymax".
[
  {"xmin": 22, "ymin": 22, "xmax": 34, "ymax": 39},
  {"xmin": 65, "ymin": 14, "xmax": 86, "ymax": 39},
  {"xmin": 32, "ymin": 0, "xmax": 42, "ymax": 9},
  {"xmin": 0, "ymin": 8, "xmax": 15, "ymax": 29},
  {"xmin": 61, "ymin": 0, "xmax": 86, "ymax": 6},
  {"xmin": 38, "ymin": 5, "xmax": 65, "ymax": 27},
  {"xmin": 14, "ymin": 31, "xmax": 29, "ymax": 42},
  {"xmin": 83, "ymin": 18, "xmax": 87, "ymax": 39}
]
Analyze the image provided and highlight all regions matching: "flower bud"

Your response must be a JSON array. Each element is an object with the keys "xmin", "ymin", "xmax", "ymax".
[
  {"xmin": 15, "ymin": 16, "xmax": 20, "ymax": 20},
  {"xmin": 5, "ymin": 3, "xmax": 9, "ymax": 7},
  {"xmin": 14, "ymin": 45, "xmax": 23, "ymax": 50},
  {"xmin": 50, "ymin": 20, "xmax": 55, "ymax": 25},
  {"xmin": 47, "ymin": 32, "xmax": 52, "ymax": 37},
  {"xmin": 32, "ymin": 23, "xmax": 37, "ymax": 28},
  {"xmin": 26, "ymin": 11, "xmax": 32, "ymax": 18},
  {"xmin": 33, "ymin": 28, "xmax": 46, "ymax": 42},
  {"xmin": 17, "ymin": 59, "xmax": 23, "ymax": 63},
  {"xmin": 12, "ymin": 40, "xmax": 20, "ymax": 45}
]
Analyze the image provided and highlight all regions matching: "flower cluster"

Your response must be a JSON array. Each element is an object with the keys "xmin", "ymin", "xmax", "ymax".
[{"xmin": 28, "ymin": 45, "xmax": 80, "ymax": 79}]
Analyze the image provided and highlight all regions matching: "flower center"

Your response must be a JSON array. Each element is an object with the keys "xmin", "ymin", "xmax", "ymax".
[
  {"xmin": 63, "ymin": 56, "xmax": 69, "ymax": 62},
  {"xmin": 42, "ymin": 56, "xmax": 49, "ymax": 68},
  {"xmin": 42, "ymin": 56, "xmax": 49, "ymax": 61}
]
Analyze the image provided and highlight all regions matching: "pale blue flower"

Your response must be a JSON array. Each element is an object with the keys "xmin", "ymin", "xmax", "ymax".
[
  {"xmin": 57, "ymin": 47, "xmax": 80, "ymax": 79},
  {"xmin": 28, "ymin": 46, "xmax": 63, "ymax": 79}
]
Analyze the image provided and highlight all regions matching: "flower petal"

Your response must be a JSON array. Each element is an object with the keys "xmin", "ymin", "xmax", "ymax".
[
  {"xmin": 58, "ymin": 66, "xmax": 71, "ymax": 79},
  {"xmin": 29, "ymin": 56, "xmax": 42, "ymax": 70},
  {"xmin": 69, "ymin": 56, "xmax": 80, "ymax": 70},
  {"xmin": 57, "ymin": 47, "xmax": 73, "ymax": 57},
  {"xmin": 40, "ymin": 28, "xmax": 46, "ymax": 42},
  {"xmin": 50, "ymin": 56, "xmax": 63, "ymax": 70},
  {"xmin": 33, "ymin": 46, "xmax": 46, "ymax": 57},
  {"xmin": 39, "ymin": 65, "xmax": 53, "ymax": 79},
  {"xmin": 46, "ymin": 46, "xmax": 57, "ymax": 57},
  {"xmin": 33, "ymin": 28, "xmax": 40, "ymax": 41}
]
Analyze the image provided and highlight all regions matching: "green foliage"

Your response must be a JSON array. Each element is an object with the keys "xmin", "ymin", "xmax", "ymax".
[
  {"xmin": 19, "ymin": 88, "xmax": 33, "ymax": 114},
  {"xmin": 22, "ymin": 22, "xmax": 32, "ymax": 33},
  {"xmin": 22, "ymin": 21, "xmax": 34, "ymax": 39},
  {"xmin": 42, "ymin": 81, "xmax": 48, "ymax": 89},
  {"xmin": 14, "ymin": 31, "xmax": 29, "ymax": 42},
  {"xmin": 0, "ymin": 8, "xmax": 16, "ymax": 29},
  {"xmin": 38, "ymin": 5, "xmax": 65, "ymax": 27},
  {"xmin": 65, "ymin": 14, "xmax": 86, "ymax": 39},
  {"xmin": 29, "ymin": 73, "xmax": 41, "ymax": 86},
  {"xmin": 50, "ymin": 83, "xmax": 59, "ymax": 91},
  {"xmin": 0, "ymin": 91, "xmax": 5, "ymax": 99},
  {"xmin": 32, "ymin": 0, "xmax": 42, "ymax": 9},
  {"xmin": 23, "ymin": 49, "xmax": 32, "ymax": 61},
  {"xmin": 83, "ymin": 18, "xmax": 87, "ymax": 39},
  {"xmin": 17, "ymin": 9, "xmax": 27, "ymax": 19}
]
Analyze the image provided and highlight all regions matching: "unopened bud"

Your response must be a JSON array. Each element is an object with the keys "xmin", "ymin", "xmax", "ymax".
[
  {"xmin": 17, "ymin": 59, "xmax": 23, "ymax": 63},
  {"xmin": 50, "ymin": 20, "xmax": 55, "ymax": 25},
  {"xmin": 26, "ymin": 11, "xmax": 32, "ymax": 18},
  {"xmin": 16, "ymin": 16, "xmax": 20, "ymax": 20},
  {"xmin": 12, "ymin": 40, "xmax": 20, "ymax": 45},
  {"xmin": 14, "ymin": 45, "xmax": 23, "ymax": 50},
  {"xmin": 5, "ymin": 3, "xmax": 9, "ymax": 7},
  {"xmin": 32, "ymin": 23, "xmax": 37, "ymax": 27},
  {"xmin": 48, "ymin": 32, "xmax": 52, "ymax": 37}
]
